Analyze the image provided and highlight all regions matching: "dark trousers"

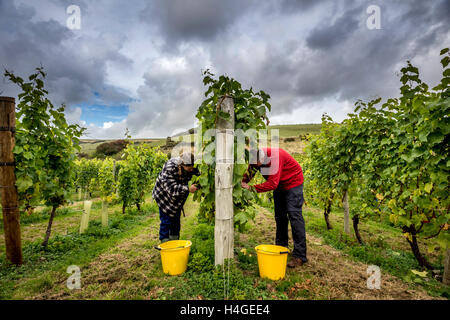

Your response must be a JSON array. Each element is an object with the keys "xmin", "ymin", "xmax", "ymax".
[
  {"xmin": 273, "ymin": 184, "xmax": 307, "ymax": 262},
  {"xmin": 159, "ymin": 207, "xmax": 181, "ymax": 241}
]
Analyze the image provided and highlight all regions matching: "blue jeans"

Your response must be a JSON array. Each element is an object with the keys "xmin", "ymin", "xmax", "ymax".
[
  {"xmin": 159, "ymin": 207, "xmax": 181, "ymax": 241},
  {"xmin": 273, "ymin": 184, "xmax": 307, "ymax": 262}
]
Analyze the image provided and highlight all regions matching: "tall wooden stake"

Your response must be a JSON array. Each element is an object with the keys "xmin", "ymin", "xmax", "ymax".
[
  {"xmin": 343, "ymin": 190, "xmax": 350, "ymax": 235},
  {"xmin": 0, "ymin": 97, "xmax": 23, "ymax": 265},
  {"xmin": 215, "ymin": 95, "xmax": 234, "ymax": 266}
]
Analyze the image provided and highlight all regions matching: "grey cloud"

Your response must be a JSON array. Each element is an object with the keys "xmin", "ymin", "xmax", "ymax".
[
  {"xmin": 253, "ymin": 0, "xmax": 450, "ymax": 113},
  {"xmin": 306, "ymin": 5, "xmax": 362, "ymax": 50},
  {"xmin": 279, "ymin": 0, "xmax": 324, "ymax": 12},
  {"xmin": 264, "ymin": 0, "xmax": 330, "ymax": 15},
  {"xmin": 140, "ymin": 0, "xmax": 255, "ymax": 44},
  {"xmin": 124, "ymin": 49, "xmax": 207, "ymax": 137},
  {"xmin": 141, "ymin": 0, "xmax": 327, "ymax": 49},
  {"xmin": 0, "ymin": 0, "xmax": 132, "ymax": 108},
  {"xmin": 432, "ymin": 0, "xmax": 450, "ymax": 22},
  {"xmin": 2, "ymin": 0, "xmax": 449, "ymax": 140}
]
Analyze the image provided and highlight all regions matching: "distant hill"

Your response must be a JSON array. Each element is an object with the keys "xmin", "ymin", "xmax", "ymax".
[
  {"xmin": 80, "ymin": 123, "xmax": 321, "ymax": 158},
  {"xmin": 172, "ymin": 123, "xmax": 321, "ymax": 140}
]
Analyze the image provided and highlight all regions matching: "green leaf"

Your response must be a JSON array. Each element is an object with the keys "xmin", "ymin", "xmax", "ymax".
[
  {"xmin": 16, "ymin": 176, "xmax": 33, "ymax": 192},
  {"xmin": 411, "ymin": 270, "xmax": 428, "ymax": 277},
  {"xmin": 199, "ymin": 175, "xmax": 209, "ymax": 187},
  {"xmin": 427, "ymin": 132, "xmax": 444, "ymax": 145},
  {"xmin": 218, "ymin": 111, "xmax": 231, "ymax": 120},
  {"xmin": 424, "ymin": 182, "xmax": 433, "ymax": 193}
]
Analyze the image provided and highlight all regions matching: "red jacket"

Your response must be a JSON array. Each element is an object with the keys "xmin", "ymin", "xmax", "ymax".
[{"xmin": 242, "ymin": 147, "xmax": 304, "ymax": 193}]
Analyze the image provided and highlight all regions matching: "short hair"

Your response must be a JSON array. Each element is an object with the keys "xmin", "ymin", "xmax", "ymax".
[{"xmin": 249, "ymin": 148, "xmax": 268, "ymax": 165}]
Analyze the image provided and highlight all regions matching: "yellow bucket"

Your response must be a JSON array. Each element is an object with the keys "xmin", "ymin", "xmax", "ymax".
[
  {"xmin": 255, "ymin": 244, "xmax": 289, "ymax": 280},
  {"xmin": 156, "ymin": 240, "xmax": 192, "ymax": 275}
]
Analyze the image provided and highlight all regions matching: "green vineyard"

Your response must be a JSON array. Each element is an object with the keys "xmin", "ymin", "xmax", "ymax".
[{"xmin": 0, "ymin": 46, "xmax": 449, "ymax": 301}]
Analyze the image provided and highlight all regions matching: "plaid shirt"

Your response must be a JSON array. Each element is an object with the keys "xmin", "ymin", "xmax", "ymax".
[{"xmin": 152, "ymin": 157, "xmax": 199, "ymax": 217}]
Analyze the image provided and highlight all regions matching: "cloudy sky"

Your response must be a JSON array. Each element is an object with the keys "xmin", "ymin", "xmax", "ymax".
[{"xmin": 1, "ymin": 0, "xmax": 449, "ymax": 139}]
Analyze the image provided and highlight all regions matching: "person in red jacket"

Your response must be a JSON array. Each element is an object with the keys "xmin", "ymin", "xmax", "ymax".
[{"xmin": 241, "ymin": 147, "xmax": 307, "ymax": 268}]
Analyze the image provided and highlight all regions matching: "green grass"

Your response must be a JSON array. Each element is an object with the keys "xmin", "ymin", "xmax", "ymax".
[
  {"xmin": 0, "ymin": 193, "xmax": 447, "ymax": 300},
  {"xmin": 0, "ymin": 200, "xmax": 159, "ymax": 299},
  {"xmin": 0, "ymin": 207, "xmax": 76, "ymax": 229},
  {"xmin": 298, "ymin": 206, "xmax": 450, "ymax": 298},
  {"xmin": 145, "ymin": 219, "xmax": 307, "ymax": 300}
]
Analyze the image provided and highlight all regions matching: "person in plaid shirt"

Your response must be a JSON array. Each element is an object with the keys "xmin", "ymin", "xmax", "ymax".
[{"xmin": 152, "ymin": 152, "xmax": 199, "ymax": 243}]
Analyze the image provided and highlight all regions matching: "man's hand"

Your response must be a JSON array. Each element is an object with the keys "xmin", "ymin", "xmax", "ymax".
[
  {"xmin": 241, "ymin": 181, "xmax": 250, "ymax": 190},
  {"xmin": 189, "ymin": 184, "xmax": 199, "ymax": 193}
]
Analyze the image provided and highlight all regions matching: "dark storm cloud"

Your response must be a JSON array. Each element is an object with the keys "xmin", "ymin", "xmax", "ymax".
[
  {"xmin": 139, "ymin": 0, "xmax": 449, "ymax": 133},
  {"xmin": 306, "ymin": 5, "xmax": 362, "ymax": 50},
  {"xmin": 140, "ymin": 0, "xmax": 256, "ymax": 44},
  {"xmin": 249, "ymin": 0, "xmax": 450, "ymax": 113},
  {"xmin": 1, "ymin": 0, "xmax": 448, "ymax": 138},
  {"xmin": 433, "ymin": 0, "xmax": 450, "ymax": 21},
  {"xmin": 140, "ymin": 0, "xmax": 325, "ymax": 47},
  {"xmin": 0, "ymin": 0, "xmax": 132, "ymax": 107}
]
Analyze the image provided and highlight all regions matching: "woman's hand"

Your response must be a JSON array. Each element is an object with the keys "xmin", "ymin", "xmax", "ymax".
[
  {"xmin": 241, "ymin": 181, "xmax": 250, "ymax": 190},
  {"xmin": 189, "ymin": 184, "xmax": 199, "ymax": 193}
]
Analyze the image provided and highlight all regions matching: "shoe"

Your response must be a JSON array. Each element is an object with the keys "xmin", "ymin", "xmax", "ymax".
[{"xmin": 287, "ymin": 257, "xmax": 306, "ymax": 268}]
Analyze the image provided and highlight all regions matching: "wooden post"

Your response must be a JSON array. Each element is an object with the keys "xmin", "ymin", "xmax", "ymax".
[
  {"xmin": 444, "ymin": 248, "xmax": 450, "ymax": 285},
  {"xmin": 0, "ymin": 96, "xmax": 23, "ymax": 265},
  {"xmin": 215, "ymin": 95, "xmax": 234, "ymax": 266},
  {"xmin": 343, "ymin": 190, "xmax": 350, "ymax": 235}
]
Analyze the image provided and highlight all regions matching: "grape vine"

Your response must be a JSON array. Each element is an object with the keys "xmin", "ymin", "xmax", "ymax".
[{"xmin": 193, "ymin": 70, "xmax": 271, "ymax": 230}]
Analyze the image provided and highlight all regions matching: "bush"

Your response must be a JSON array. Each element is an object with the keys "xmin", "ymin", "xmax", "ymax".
[
  {"xmin": 237, "ymin": 248, "xmax": 258, "ymax": 270},
  {"xmin": 189, "ymin": 223, "xmax": 215, "ymax": 266},
  {"xmin": 188, "ymin": 252, "xmax": 213, "ymax": 273},
  {"xmin": 96, "ymin": 140, "xmax": 128, "ymax": 156},
  {"xmin": 192, "ymin": 223, "xmax": 214, "ymax": 240},
  {"xmin": 299, "ymin": 134, "xmax": 308, "ymax": 141},
  {"xmin": 165, "ymin": 137, "xmax": 176, "ymax": 147},
  {"xmin": 284, "ymin": 137, "xmax": 296, "ymax": 142}
]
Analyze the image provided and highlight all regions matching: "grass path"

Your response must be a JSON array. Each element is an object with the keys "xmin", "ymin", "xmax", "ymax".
[
  {"xmin": 24, "ymin": 200, "xmax": 194, "ymax": 299},
  {"xmin": 10, "ymin": 198, "xmax": 444, "ymax": 300},
  {"xmin": 302, "ymin": 205, "xmax": 443, "ymax": 263},
  {"xmin": 244, "ymin": 206, "xmax": 439, "ymax": 300}
]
